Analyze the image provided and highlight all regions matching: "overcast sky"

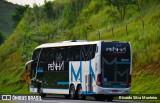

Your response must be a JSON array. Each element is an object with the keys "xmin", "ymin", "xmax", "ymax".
[{"xmin": 6, "ymin": 0, "xmax": 54, "ymax": 6}]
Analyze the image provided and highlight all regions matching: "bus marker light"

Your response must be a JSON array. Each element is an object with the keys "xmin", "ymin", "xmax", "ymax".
[{"xmin": 112, "ymin": 90, "xmax": 118, "ymax": 92}]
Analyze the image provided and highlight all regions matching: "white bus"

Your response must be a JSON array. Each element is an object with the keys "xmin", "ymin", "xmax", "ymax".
[{"xmin": 25, "ymin": 40, "xmax": 132, "ymax": 101}]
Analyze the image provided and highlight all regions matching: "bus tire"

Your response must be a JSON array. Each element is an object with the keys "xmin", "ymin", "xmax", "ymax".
[
  {"xmin": 38, "ymin": 83, "xmax": 46, "ymax": 97},
  {"xmin": 69, "ymin": 85, "xmax": 75, "ymax": 99},
  {"xmin": 106, "ymin": 96, "xmax": 114, "ymax": 101},
  {"xmin": 76, "ymin": 85, "xmax": 86, "ymax": 100}
]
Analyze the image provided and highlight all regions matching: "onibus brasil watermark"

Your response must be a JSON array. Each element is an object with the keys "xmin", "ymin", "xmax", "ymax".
[{"xmin": 0, "ymin": 95, "xmax": 42, "ymax": 101}]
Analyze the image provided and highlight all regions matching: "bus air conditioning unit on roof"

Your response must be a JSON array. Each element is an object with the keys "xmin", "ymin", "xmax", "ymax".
[{"xmin": 62, "ymin": 40, "xmax": 89, "ymax": 43}]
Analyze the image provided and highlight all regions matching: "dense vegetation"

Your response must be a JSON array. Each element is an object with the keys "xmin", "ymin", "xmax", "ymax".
[{"xmin": 0, "ymin": 0, "xmax": 159, "ymax": 99}]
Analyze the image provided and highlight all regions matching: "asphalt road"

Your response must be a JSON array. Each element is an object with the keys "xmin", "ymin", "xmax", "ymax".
[{"xmin": 8, "ymin": 95, "xmax": 148, "ymax": 103}]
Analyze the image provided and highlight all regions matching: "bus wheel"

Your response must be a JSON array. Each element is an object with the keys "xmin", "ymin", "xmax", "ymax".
[
  {"xmin": 64, "ymin": 95, "xmax": 69, "ymax": 99},
  {"xmin": 38, "ymin": 84, "xmax": 46, "ymax": 97},
  {"xmin": 94, "ymin": 95, "xmax": 105, "ymax": 101},
  {"xmin": 69, "ymin": 85, "xmax": 75, "ymax": 99},
  {"xmin": 77, "ymin": 85, "xmax": 86, "ymax": 100},
  {"xmin": 106, "ymin": 96, "xmax": 114, "ymax": 101}
]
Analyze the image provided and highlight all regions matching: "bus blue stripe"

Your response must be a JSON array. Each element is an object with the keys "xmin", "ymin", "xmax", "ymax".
[
  {"xmin": 36, "ymin": 69, "xmax": 44, "ymax": 72},
  {"xmin": 82, "ymin": 91, "xmax": 96, "ymax": 95},
  {"xmin": 116, "ymin": 62, "xmax": 130, "ymax": 64},
  {"xmin": 57, "ymin": 82, "xmax": 69, "ymax": 85}
]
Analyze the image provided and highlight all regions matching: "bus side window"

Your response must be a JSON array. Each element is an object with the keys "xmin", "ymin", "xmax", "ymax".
[
  {"xmin": 67, "ymin": 47, "xmax": 73, "ymax": 61},
  {"xmin": 73, "ymin": 46, "xmax": 80, "ymax": 61},
  {"xmin": 80, "ymin": 44, "xmax": 96, "ymax": 61},
  {"xmin": 60, "ymin": 47, "xmax": 67, "ymax": 61},
  {"xmin": 52, "ymin": 48, "xmax": 57, "ymax": 61},
  {"xmin": 49, "ymin": 49, "xmax": 55, "ymax": 62},
  {"xmin": 31, "ymin": 49, "xmax": 41, "ymax": 78},
  {"xmin": 37, "ymin": 48, "xmax": 48, "ymax": 70},
  {"xmin": 32, "ymin": 49, "xmax": 41, "ymax": 60}
]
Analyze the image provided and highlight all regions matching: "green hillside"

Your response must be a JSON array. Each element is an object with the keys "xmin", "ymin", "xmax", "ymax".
[
  {"xmin": 0, "ymin": 0, "xmax": 159, "ymax": 99},
  {"xmin": 0, "ymin": 0, "xmax": 19, "ymax": 37}
]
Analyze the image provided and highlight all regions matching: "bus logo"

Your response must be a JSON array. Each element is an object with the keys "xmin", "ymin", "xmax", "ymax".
[
  {"xmin": 48, "ymin": 61, "xmax": 64, "ymax": 71},
  {"xmin": 106, "ymin": 47, "xmax": 126, "ymax": 53}
]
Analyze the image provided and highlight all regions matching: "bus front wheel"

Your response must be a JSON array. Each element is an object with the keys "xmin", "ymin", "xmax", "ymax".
[
  {"xmin": 69, "ymin": 85, "xmax": 75, "ymax": 99},
  {"xmin": 38, "ymin": 83, "xmax": 46, "ymax": 97}
]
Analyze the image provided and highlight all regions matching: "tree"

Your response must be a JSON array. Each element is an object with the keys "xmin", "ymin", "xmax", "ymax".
[
  {"xmin": 106, "ymin": 0, "xmax": 138, "ymax": 20},
  {"xmin": 0, "ymin": 32, "xmax": 4, "ymax": 45},
  {"xmin": 44, "ymin": 1, "xmax": 54, "ymax": 19},
  {"xmin": 12, "ymin": 5, "xmax": 29, "ymax": 28}
]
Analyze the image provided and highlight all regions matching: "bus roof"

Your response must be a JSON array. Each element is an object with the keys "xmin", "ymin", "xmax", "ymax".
[
  {"xmin": 35, "ymin": 40, "xmax": 129, "ymax": 49},
  {"xmin": 35, "ymin": 40, "xmax": 101, "ymax": 49}
]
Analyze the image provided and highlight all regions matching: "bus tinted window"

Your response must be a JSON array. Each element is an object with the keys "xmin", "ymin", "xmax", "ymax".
[
  {"xmin": 36, "ymin": 44, "xmax": 97, "ymax": 65},
  {"xmin": 71, "ymin": 46, "xmax": 81, "ymax": 61},
  {"xmin": 80, "ymin": 44, "xmax": 96, "ymax": 61},
  {"xmin": 32, "ymin": 49, "xmax": 41, "ymax": 60},
  {"xmin": 67, "ymin": 47, "xmax": 73, "ymax": 61}
]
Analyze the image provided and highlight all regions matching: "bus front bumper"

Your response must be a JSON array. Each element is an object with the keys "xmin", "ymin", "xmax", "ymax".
[{"xmin": 95, "ymin": 85, "xmax": 130, "ymax": 95}]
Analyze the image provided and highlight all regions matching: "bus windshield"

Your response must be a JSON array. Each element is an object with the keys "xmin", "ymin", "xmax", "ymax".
[{"xmin": 101, "ymin": 42, "xmax": 131, "ymax": 88}]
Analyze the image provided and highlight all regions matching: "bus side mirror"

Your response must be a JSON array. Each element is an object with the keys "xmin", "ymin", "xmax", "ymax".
[
  {"xmin": 25, "ymin": 60, "xmax": 34, "ymax": 71},
  {"xmin": 25, "ymin": 64, "xmax": 28, "ymax": 71}
]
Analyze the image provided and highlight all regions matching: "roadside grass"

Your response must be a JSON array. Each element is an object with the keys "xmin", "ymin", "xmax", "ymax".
[
  {"xmin": 0, "ymin": 101, "xmax": 14, "ymax": 103},
  {"xmin": 132, "ymin": 69, "xmax": 160, "ymax": 94}
]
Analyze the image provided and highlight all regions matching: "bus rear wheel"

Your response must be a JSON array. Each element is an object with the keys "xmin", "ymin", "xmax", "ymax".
[
  {"xmin": 76, "ymin": 85, "xmax": 86, "ymax": 100},
  {"xmin": 38, "ymin": 83, "xmax": 46, "ymax": 97},
  {"xmin": 69, "ymin": 85, "xmax": 75, "ymax": 99}
]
